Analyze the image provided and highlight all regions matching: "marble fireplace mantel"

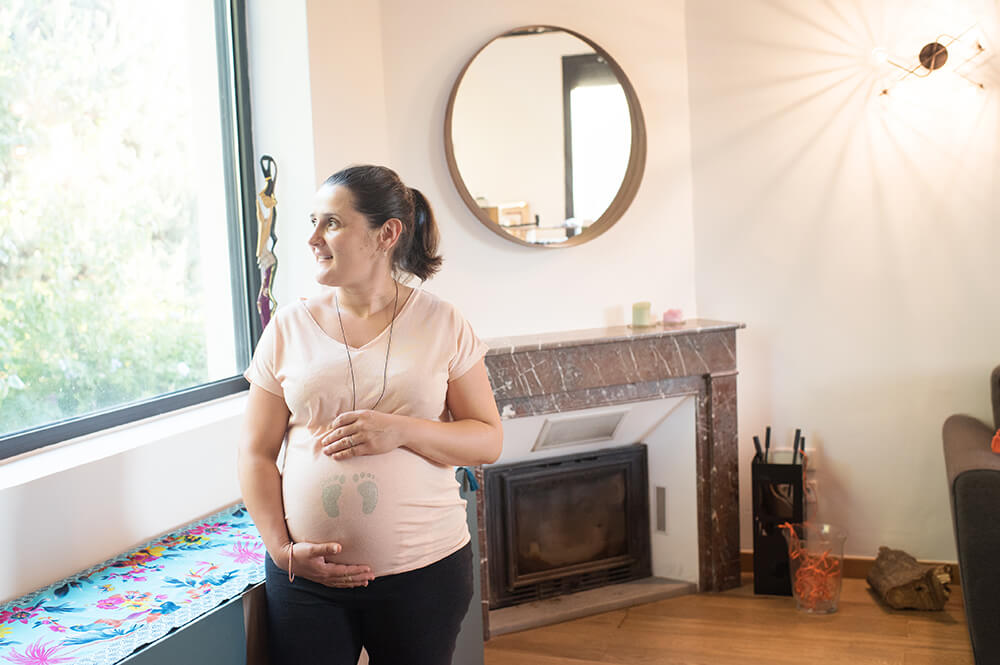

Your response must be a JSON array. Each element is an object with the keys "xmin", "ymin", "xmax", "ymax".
[{"xmin": 477, "ymin": 319, "xmax": 744, "ymax": 636}]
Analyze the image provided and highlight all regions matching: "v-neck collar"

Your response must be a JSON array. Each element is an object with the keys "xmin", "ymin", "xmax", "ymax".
[{"xmin": 301, "ymin": 287, "xmax": 419, "ymax": 351}]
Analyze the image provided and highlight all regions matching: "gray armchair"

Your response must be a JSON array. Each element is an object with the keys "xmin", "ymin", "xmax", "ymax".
[{"xmin": 942, "ymin": 366, "xmax": 1000, "ymax": 665}]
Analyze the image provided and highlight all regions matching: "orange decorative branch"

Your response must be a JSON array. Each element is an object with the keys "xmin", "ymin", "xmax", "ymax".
[{"xmin": 780, "ymin": 522, "xmax": 843, "ymax": 611}]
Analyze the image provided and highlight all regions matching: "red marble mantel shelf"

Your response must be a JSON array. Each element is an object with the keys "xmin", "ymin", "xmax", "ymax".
[
  {"xmin": 475, "ymin": 320, "xmax": 745, "ymax": 638},
  {"xmin": 484, "ymin": 318, "xmax": 743, "ymax": 355},
  {"xmin": 483, "ymin": 319, "xmax": 745, "ymax": 419}
]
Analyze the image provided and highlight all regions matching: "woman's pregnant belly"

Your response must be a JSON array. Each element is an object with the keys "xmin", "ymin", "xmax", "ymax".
[{"xmin": 281, "ymin": 442, "xmax": 469, "ymax": 577}]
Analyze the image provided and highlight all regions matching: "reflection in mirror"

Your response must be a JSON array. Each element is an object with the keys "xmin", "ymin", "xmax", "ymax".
[
  {"xmin": 446, "ymin": 27, "xmax": 645, "ymax": 247},
  {"xmin": 562, "ymin": 53, "xmax": 630, "ymax": 226}
]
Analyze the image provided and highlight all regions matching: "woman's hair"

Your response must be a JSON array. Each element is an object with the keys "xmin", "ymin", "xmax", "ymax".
[{"xmin": 323, "ymin": 165, "xmax": 442, "ymax": 281}]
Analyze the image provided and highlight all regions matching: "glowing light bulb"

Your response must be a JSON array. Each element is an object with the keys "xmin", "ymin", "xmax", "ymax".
[{"xmin": 871, "ymin": 47, "xmax": 889, "ymax": 64}]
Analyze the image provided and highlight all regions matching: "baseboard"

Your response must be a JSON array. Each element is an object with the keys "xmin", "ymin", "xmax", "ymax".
[{"xmin": 739, "ymin": 550, "xmax": 961, "ymax": 586}]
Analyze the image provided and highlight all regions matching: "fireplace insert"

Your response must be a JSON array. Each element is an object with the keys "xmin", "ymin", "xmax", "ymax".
[{"xmin": 484, "ymin": 444, "xmax": 651, "ymax": 609}]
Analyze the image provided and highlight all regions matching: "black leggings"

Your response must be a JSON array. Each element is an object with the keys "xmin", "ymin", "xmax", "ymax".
[{"xmin": 264, "ymin": 543, "xmax": 473, "ymax": 665}]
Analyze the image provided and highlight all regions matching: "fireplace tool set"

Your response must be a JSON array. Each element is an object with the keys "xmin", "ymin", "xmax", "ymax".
[
  {"xmin": 751, "ymin": 427, "xmax": 846, "ymax": 613},
  {"xmin": 751, "ymin": 426, "xmax": 807, "ymax": 596}
]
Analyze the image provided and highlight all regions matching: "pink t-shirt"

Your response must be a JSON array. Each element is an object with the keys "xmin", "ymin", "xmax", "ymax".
[{"xmin": 244, "ymin": 288, "xmax": 488, "ymax": 577}]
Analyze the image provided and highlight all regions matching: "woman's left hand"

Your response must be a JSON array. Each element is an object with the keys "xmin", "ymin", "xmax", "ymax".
[{"xmin": 320, "ymin": 410, "xmax": 407, "ymax": 460}]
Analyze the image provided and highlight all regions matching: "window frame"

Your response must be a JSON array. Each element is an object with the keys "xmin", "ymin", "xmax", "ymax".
[{"xmin": 0, "ymin": 0, "xmax": 261, "ymax": 461}]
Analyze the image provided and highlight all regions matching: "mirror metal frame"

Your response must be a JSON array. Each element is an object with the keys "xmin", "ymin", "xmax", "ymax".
[{"xmin": 444, "ymin": 25, "xmax": 647, "ymax": 248}]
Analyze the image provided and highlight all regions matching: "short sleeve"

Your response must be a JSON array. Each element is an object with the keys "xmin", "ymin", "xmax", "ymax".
[
  {"xmin": 244, "ymin": 317, "xmax": 284, "ymax": 397},
  {"xmin": 448, "ymin": 307, "xmax": 489, "ymax": 382}
]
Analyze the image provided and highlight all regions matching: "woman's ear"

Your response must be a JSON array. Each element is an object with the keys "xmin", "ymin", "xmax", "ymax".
[{"xmin": 381, "ymin": 217, "xmax": 403, "ymax": 251}]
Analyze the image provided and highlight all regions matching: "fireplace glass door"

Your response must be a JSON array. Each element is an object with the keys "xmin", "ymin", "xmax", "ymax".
[{"xmin": 485, "ymin": 444, "xmax": 651, "ymax": 608}]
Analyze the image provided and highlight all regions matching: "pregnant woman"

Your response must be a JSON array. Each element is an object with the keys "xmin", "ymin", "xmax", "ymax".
[{"xmin": 238, "ymin": 165, "xmax": 502, "ymax": 665}]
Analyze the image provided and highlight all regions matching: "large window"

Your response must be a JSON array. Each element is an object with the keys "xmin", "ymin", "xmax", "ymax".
[{"xmin": 0, "ymin": 0, "xmax": 259, "ymax": 459}]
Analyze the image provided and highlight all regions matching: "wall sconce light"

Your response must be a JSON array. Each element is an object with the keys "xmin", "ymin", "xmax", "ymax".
[{"xmin": 875, "ymin": 27, "xmax": 986, "ymax": 96}]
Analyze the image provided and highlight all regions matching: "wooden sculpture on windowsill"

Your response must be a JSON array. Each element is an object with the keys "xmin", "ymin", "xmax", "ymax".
[
  {"xmin": 866, "ymin": 546, "xmax": 952, "ymax": 610},
  {"xmin": 256, "ymin": 155, "xmax": 278, "ymax": 328}
]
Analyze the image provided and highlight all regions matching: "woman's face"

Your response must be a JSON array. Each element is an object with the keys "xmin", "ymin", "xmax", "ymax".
[{"xmin": 308, "ymin": 184, "xmax": 382, "ymax": 287}]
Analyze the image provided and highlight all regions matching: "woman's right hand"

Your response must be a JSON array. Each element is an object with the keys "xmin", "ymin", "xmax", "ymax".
[{"xmin": 281, "ymin": 541, "xmax": 374, "ymax": 588}]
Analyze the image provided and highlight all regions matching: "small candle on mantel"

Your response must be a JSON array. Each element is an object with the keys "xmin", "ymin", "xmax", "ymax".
[
  {"xmin": 631, "ymin": 301, "xmax": 654, "ymax": 327},
  {"xmin": 662, "ymin": 308, "xmax": 684, "ymax": 325}
]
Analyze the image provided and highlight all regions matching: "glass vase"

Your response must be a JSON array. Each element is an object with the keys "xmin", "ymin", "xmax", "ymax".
[{"xmin": 781, "ymin": 522, "xmax": 847, "ymax": 614}]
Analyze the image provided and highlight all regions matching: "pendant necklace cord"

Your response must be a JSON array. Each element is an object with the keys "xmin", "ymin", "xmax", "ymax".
[
  {"xmin": 335, "ymin": 280, "xmax": 399, "ymax": 411},
  {"xmin": 286, "ymin": 281, "xmax": 397, "ymax": 582}
]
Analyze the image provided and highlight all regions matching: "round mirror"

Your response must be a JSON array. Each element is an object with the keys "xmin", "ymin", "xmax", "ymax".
[{"xmin": 445, "ymin": 26, "xmax": 646, "ymax": 248}]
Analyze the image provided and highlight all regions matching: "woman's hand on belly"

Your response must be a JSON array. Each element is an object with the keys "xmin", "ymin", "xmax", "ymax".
[
  {"xmin": 286, "ymin": 541, "xmax": 375, "ymax": 588},
  {"xmin": 320, "ymin": 410, "xmax": 409, "ymax": 460}
]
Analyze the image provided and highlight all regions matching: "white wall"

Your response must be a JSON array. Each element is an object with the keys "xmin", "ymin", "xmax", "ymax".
[
  {"xmin": 305, "ymin": 0, "xmax": 391, "ymax": 184},
  {"xmin": 685, "ymin": 0, "xmax": 1000, "ymax": 560},
  {"xmin": 273, "ymin": 0, "xmax": 698, "ymax": 330},
  {"xmin": 373, "ymin": 0, "xmax": 697, "ymax": 334}
]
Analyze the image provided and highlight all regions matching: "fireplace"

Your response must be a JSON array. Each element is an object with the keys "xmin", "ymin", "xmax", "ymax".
[
  {"xmin": 478, "ymin": 319, "xmax": 743, "ymax": 637},
  {"xmin": 484, "ymin": 445, "xmax": 651, "ymax": 609}
]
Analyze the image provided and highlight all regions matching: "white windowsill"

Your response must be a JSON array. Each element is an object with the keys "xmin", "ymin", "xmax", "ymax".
[{"xmin": 0, "ymin": 391, "xmax": 249, "ymax": 491}]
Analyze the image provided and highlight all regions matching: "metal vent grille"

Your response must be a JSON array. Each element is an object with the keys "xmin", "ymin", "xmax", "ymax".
[
  {"xmin": 532, "ymin": 410, "xmax": 628, "ymax": 452},
  {"xmin": 502, "ymin": 564, "xmax": 637, "ymax": 607}
]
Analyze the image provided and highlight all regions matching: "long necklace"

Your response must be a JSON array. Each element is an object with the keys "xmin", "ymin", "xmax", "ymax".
[{"xmin": 334, "ymin": 280, "xmax": 399, "ymax": 411}]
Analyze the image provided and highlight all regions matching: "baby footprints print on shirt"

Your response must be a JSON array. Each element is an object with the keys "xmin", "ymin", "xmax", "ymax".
[
  {"xmin": 322, "ymin": 475, "xmax": 347, "ymax": 518},
  {"xmin": 320, "ymin": 473, "xmax": 379, "ymax": 517},
  {"xmin": 353, "ymin": 473, "xmax": 379, "ymax": 514}
]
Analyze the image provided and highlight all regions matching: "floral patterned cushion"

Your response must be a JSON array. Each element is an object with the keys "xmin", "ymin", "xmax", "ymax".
[{"xmin": 0, "ymin": 504, "xmax": 264, "ymax": 664}]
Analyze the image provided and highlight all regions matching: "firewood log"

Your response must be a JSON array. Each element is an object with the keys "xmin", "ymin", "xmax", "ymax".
[{"xmin": 866, "ymin": 546, "xmax": 952, "ymax": 611}]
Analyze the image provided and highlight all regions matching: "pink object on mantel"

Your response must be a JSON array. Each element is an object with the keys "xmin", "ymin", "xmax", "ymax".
[{"xmin": 663, "ymin": 309, "xmax": 684, "ymax": 324}]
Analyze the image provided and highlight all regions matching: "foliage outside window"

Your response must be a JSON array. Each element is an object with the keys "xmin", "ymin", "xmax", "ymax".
[{"xmin": 0, "ymin": 0, "xmax": 256, "ymax": 457}]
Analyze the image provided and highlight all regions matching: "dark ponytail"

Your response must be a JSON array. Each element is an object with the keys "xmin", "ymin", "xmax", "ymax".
[
  {"xmin": 323, "ymin": 165, "xmax": 442, "ymax": 281},
  {"xmin": 403, "ymin": 187, "xmax": 442, "ymax": 281}
]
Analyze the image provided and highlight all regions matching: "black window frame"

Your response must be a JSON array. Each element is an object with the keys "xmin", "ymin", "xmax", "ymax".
[{"xmin": 0, "ymin": 0, "xmax": 261, "ymax": 461}]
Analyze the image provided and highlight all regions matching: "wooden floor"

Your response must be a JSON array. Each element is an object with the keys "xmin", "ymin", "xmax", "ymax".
[{"xmin": 483, "ymin": 575, "xmax": 973, "ymax": 665}]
